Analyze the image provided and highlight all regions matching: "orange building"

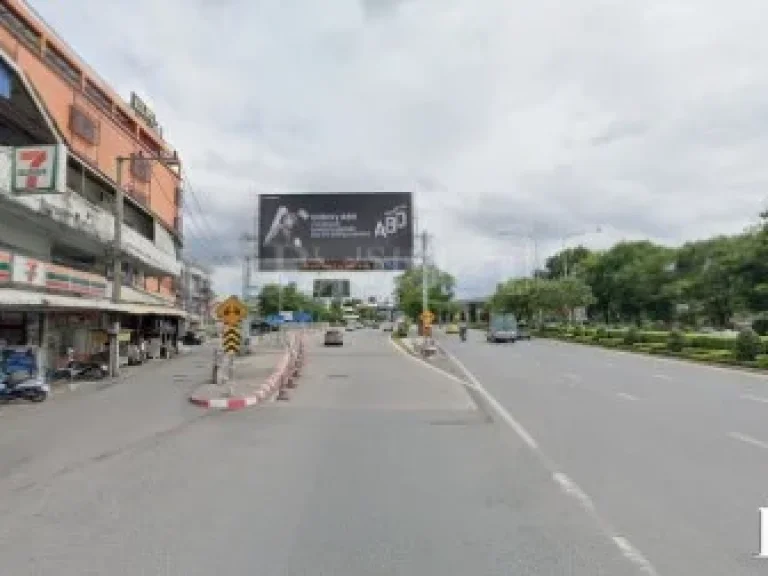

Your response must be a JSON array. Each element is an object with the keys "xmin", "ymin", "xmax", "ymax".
[{"xmin": 0, "ymin": 0, "xmax": 189, "ymax": 369}]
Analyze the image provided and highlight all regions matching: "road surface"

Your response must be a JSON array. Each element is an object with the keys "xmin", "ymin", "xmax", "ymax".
[
  {"xmin": 440, "ymin": 329, "xmax": 768, "ymax": 576},
  {"xmin": 0, "ymin": 329, "xmax": 646, "ymax": 575}
]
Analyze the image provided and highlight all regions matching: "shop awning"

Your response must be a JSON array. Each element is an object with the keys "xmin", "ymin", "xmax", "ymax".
[{"xmin": 0, "ymin": 289, "xmax": 187, "ymax": 318}]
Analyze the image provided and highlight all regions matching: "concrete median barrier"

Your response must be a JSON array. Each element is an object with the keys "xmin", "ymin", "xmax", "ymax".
[{"xmin": 190, "ymin": 332, "xmax": 306, "ymax": 410}]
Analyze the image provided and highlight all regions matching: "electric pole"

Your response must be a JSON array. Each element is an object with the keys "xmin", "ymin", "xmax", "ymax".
[
  {"xmin": 110, "ymin": 151, "xmax": 180, "ymax": 377},
  {"xmin": 109, "ymin": 157, "xmax": 125, "ymax": 379},
  {"xmin": 421, "ymin": 230, "xmax": 428, "ymax": 344}
]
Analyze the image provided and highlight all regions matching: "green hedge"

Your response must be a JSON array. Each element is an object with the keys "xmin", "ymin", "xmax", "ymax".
[{"xmin": 533, "ymin": 324, "xmax": 768, "ymax": 371}]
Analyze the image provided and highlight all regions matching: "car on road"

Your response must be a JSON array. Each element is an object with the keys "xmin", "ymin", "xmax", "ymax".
[
  {"xmin": 445, "ymin": 323, "xmax": 460, "ymax": 334},
  {"xmin": 381, "ymin": 321, "xmax": 394, "ymax": 332},
  {"xmin": 487, "ymin": 313, "xmax": 518, "ymax": 343},
  {"xmin": 324, "ymin": 328, "xmax": 344, "ymax": 346}
]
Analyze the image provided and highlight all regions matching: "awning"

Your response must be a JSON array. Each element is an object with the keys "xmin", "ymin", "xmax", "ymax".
[{"xmin": 0, "ymin": 288, "xmax": 187, "ymax": 318}]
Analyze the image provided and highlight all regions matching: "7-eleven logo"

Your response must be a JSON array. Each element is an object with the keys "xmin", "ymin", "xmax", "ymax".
[{"xmin": 13, "ymin": 145, "xmax": 59, "ymax": 192}]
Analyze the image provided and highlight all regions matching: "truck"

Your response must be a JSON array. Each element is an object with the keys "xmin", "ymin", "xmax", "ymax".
[{"xmin": 486, "ymin": 313, "xmax": 518, "ymax": 343}]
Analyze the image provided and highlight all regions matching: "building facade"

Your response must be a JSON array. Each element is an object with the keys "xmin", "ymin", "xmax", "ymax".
[
  {"xmin": 0, "ymin": 0, "xmax": 186, "ymax": 371},
  {"xmin": 180, "ymin": 260, "xmax": 213, "ymax": 329}
]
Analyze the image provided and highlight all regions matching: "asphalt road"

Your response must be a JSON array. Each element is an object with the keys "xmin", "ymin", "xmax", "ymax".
[
  {"xmin": 439, "ymin": 328, "xmax": 768, "ymax": 576},
  {"xmin": 0, "ymin": 328, "xmax": 648, "ymax": 575}
]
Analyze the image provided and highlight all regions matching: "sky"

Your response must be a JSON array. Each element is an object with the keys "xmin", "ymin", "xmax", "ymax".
[{"xmin": 26, "ymin": 0, "xmax": 768, "ymax": 299}]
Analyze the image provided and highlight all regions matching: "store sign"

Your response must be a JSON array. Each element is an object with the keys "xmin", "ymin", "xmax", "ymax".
[
  {"xmin": 9, "ymin": 253, "xmax": 107, "ymax": 297},
  {"xmin": 12, "ymin": 144, "xmax": 67, "ymax": 194},
  {"xmin": 11, "ymin": 254, "xmax": 45, "ymax": 286},
  {"xmin": 0, "ymin": 251, "xmax": 10, "ymax": 282},
  {"xmin": 130, "ymin": 92, "xmax": 160, "ymax": 131}
]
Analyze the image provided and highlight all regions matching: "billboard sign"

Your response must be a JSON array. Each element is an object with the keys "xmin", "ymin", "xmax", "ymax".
[
  {"xmin": 313, "ymin": 279, "xmax": 351, "ymax": 298},
  {"xmin": 258, "ymin": 193, "xmax": 413, "ymax": 271}
]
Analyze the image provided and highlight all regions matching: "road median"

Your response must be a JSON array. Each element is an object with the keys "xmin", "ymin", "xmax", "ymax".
[{"xmin": 190, "ymin": 333, "xmax": 306, "ymax": 410}]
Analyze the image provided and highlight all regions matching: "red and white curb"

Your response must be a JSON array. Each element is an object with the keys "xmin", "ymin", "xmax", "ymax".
[{"xmin": 190, "ymin": 335, "xmax": 306, "ymax": 411}]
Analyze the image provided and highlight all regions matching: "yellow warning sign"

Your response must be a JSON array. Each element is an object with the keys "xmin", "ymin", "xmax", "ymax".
[
  {"xmin": 216, "ymin": 295, "xmax": 248, "ymax": 326},
  {"xmin": 420, "ymin": 310, "xmax": 435, "ymax": 326}
]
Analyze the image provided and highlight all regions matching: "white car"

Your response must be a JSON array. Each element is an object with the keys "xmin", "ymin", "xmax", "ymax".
[{"xmin": 380, "ymin": 322, "xmax": 394, "ymax": 332}]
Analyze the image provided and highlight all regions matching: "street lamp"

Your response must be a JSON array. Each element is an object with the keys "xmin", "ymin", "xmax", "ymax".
[
  {"xmin": 560, "ymin": 226, "xmax": 602, "ymax": 278},
  {"xmin": 497, "ymin": 230, "xmax": 538, "ymax": 279}
]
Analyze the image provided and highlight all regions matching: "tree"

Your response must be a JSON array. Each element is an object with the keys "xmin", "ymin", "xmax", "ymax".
[
  {"xmin": 394, "ymin": 265, "xmax": 456, "ymax": 320},
  {"xmin": 489, "ymin": 277, "xmax": 593, "ymax": 321}
]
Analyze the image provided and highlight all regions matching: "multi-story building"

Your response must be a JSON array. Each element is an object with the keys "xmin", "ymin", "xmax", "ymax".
[
  {"xmin": 0, "ymin": 0, "xmax": 186, "ymax": 370},
  {"xmin": 180, "ymin": 260, "xmax": 214, "ymax": 330}
]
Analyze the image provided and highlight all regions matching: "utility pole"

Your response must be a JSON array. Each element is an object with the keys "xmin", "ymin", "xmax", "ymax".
[
  {"xmin": 110, "ymin": 152, "xmax": 180, "ymax": 377},
  {"xmin": 109, "ymin": 157, "xmax": 126, "ymax": 378},
  {"xmin": 421, "ymin": 230, "xmax": 428, "ymax": 344}
]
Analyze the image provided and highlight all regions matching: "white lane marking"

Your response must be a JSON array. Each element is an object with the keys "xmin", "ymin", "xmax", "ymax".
[
  {"xmin": 440, "ymin": 345, "xmax": 663, "ymax": 576},
  {"xmin": 729, "ymin": 432, "xmax": 768, "ymax": 450},
  {"xmin": 562, "ymin": 372, "xmax": 582, "ymax": 382},
  {"xmin": 443, "ymin": 348, "xmax": 539, "ymax": 450},
  {"xmin": 741, "ymin": 393, "xmax": 768, "ymax": 404},
  {"xmin": 652, "ymin": 374, "xmax": 673, "ymax": 381},
  {"xmin": 387, "ymin": 337, "xmax": 466, "ymax": 386},
  {"xmin": 553, "ymin": 472, "xmax": 595, "ymax": 512},
  {"xmin": 616, "ymin": 392, "xmax": 638, "ymax": 401},
  {"xmin": 612, "ymin": 536, "xmax": 661, "ymax": 576}
]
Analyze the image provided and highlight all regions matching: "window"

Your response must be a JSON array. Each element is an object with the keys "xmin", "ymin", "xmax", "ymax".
[
  {"xmin": 44, "ymin": 45, "xmax": 80, "ymax": 85},
  {"xmin": 84, "ymin": 80, "xmax": 111, "ymax": 114},
  {"xmin": 0, "ymin": 6, "xmax": 41, "ymax": 52},
  {"xmin": 69, "ymin": 106, "xmax": 99, "ymax": 145},
  {"xmin": 130, "ymin": 154, "xmax": 151, "ymax": 183}
]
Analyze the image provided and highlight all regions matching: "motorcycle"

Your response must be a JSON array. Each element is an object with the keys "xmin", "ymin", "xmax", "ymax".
[
  {"xmin": 52, "ymin": 359, "xmax": 109, "ymax": 382},
  {"xmin": 0, "ymin": 371, "xmax": 49, "ymax": 403}
]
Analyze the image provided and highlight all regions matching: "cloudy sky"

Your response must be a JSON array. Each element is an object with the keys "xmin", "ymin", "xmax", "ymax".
[{"xmin": 28, "ymin": 0, "xmax": 768, "ymax": 298}]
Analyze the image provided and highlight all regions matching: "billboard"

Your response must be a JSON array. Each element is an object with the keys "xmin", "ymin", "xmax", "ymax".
[
  {"xmin": 258, "ymin": 192, "xmax": 413, "ymax": 271},
  {"xmin": 313, "ymin": 279, "xmax": 351, "ymax": 298}
]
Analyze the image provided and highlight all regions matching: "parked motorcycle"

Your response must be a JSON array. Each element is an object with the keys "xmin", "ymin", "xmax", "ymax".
[
  {"xmin": 52, "ymin": 359, "xmax": 109, "ymax": 382},
  {"xmin": 0, "ymin": 371, "xmax": 49, "ymax": 403}
]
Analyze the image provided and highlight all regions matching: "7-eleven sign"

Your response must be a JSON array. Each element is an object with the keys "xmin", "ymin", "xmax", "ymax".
[{"xmin": 12, "ymin": 144, "xmax": 66, "ymax": 194}]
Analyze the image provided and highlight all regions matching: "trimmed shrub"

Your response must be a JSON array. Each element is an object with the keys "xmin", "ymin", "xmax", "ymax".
[
  {"xmin": 735, "ymin": 328, "xmax": 762, "ymax": 361},
  {"xmin": 595, "ymin": 326, "xmax": 608, "ymax": 341},
  {"xmin": 623, "ymin": 326, "xmax": 640, "ymax": 345},
  {"xmin": 667, "ymin": 329, "xmax": 685, "ymax": 353},
  {"xmin": 756, "ymin": 354, "xmax": 768, "ymax": 369},
  {"xmin": 752, "ymin": 316, "xmax": 768, "ymax": 336},
  {"xmin": 687, "ymin": 334, "xmax": 736, "ymax": 351}
]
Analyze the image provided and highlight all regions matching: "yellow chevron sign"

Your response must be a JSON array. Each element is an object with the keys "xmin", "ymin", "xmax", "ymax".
[{"xmin": 222, "ymin": 326, "xmax": 241, "ymax": 355}]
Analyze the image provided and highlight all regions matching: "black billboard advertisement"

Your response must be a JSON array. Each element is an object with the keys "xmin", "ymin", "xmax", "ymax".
[
  {"xmin": 258, "ymin": 192, "xmax": 413, "ymax": 271},
  {"xmin": 313, "ymin": 279, "xmax": 351, "ymax": 298}
]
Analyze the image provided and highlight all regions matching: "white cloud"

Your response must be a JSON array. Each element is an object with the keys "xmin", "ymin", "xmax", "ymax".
[{"xmin": 29, "ymin": 0, "xmax": 768, "ymax": 298}]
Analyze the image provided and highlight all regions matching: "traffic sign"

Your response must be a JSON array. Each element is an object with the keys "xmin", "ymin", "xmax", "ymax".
[
  {"xmin": 222, "ymin": 326, "xmax": 241, "ymax": 355},
  {"xmin": 216, "ymin": 295, "xmax": 248, "ymax": 325}
]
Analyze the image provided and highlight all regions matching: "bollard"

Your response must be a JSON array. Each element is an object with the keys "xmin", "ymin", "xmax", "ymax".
[{"xmin": 212, "ymin": 348, "xmax": 220, "ymax": 384}]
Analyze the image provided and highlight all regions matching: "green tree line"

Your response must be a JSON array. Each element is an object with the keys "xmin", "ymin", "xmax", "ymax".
[{"xmin": 506, "ymin": 212, "xmax": 768, "ymax": 328}]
